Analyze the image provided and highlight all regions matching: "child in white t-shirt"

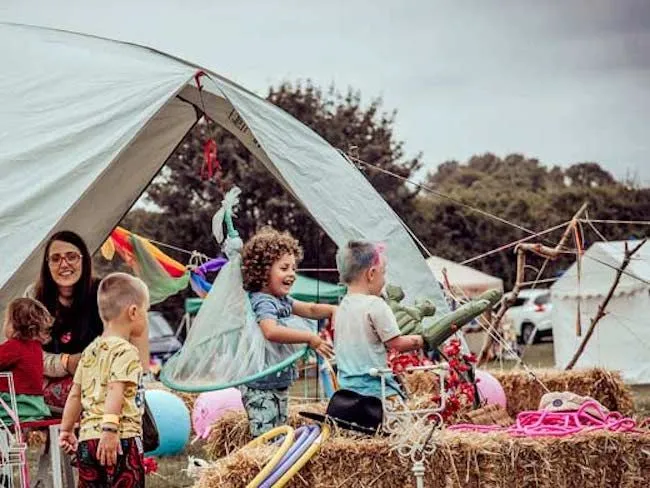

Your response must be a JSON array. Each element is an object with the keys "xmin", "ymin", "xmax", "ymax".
[{"xmin": 334, "ymin": 241, "xmax": 424, "ymax": 399}]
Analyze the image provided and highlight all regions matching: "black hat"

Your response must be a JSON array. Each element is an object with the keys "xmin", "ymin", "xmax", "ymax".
[{"xmin": 299, "ymin": 389, "xmax": 383, "ymax": 435}]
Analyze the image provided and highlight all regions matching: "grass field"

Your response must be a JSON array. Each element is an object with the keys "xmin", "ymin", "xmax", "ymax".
[{"xmin": 15, "ymin": 343, "xmax": 650, "ymax": 487}]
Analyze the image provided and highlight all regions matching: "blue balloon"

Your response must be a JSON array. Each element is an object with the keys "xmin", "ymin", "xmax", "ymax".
[{"xmin": 144, "ymin": 389, "xmax": 190, "ymax": 456}]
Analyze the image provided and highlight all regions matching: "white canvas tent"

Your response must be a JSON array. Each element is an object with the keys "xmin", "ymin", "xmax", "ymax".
[
  {"xmin": 426, "ymin": 256, "xmax": 503, "ymax": 298},
  {"xmin": 551, "ymin": 240, "xmax": 650, "ymax": 384},
  {"xmin": 0, "ymin": 21, "xmax": 449, "ymax": 316}
]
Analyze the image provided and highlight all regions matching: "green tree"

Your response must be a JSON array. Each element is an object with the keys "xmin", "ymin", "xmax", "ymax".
[
  {"xmin": 565, "ymin": 162, "xmax": 617, "ymax": 188},
  {"xmin": 118, "ymin": 82, "xmax": 423, "ymax": 322},
  {"xmin": 417, "ymin": 156, "xmax": 650, "ymax": 289}
]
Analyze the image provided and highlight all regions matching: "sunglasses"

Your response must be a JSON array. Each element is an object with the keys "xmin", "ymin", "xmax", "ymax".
[{"xmin": 48, "ymin": 252, "xmax": 82, "ymax": 266}]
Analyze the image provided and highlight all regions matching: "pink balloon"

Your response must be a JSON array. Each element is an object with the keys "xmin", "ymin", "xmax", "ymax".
[
  {"xmin": 475, "ymin": 369, "xmax": 507, "ymax": 408},
  {"xmin": 192, "ymin": 388, "xmax": 244, "ymax": 439}
]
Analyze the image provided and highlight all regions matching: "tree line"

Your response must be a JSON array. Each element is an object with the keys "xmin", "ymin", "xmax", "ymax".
[{"xmin": 105, "ymin": 82, "xmax": 650, "ymax": 323}]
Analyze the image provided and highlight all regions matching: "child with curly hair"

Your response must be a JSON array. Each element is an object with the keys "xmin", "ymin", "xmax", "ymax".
[
  {"xmin": 241, "ymin": 227, "xmax": 335, "ymax": 436},
  {"xmin": 0, "ymin": 297, "xmax": 53, "ymax": 426}
]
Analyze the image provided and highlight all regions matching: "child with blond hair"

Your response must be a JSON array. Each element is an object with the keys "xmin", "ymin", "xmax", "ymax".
[{"xmin": 59, "ymin": 273, "xmax": 149, "ymax": 487}]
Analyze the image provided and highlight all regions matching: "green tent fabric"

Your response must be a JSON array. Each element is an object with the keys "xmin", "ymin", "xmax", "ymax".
[
  {"xmin": 184, "ymin": 274, "xmax": 345, "ymax": 315},
  {"xmin": 185, "ymin": 297, "xmax": 203, "ymax": 315},
  {"xmin": 290, "ymin": 274, "xmax": 346, "ymax": 304}
]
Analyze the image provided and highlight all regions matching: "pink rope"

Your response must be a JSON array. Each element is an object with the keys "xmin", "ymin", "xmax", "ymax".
[{"xmin": 449, "ymin": 401, "xmax": 641, "ymax": 437}]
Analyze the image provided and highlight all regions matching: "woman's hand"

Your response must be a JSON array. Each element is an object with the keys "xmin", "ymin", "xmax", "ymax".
[{"xmin": 66, "ymin": 353, "xmax": 82, "ymax": 374}]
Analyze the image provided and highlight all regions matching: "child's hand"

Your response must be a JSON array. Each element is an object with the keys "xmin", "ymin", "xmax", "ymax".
[
  {"xmin": 97, "ymin": 430, "xmax": 122, "ymax": 467},
  {"xmin": 309, "ymin": 335, "xmax": 334, "ymax": 359},
  {"xmin": 59, "ymin": 430, "xmax": 78, "ymax": 455}
]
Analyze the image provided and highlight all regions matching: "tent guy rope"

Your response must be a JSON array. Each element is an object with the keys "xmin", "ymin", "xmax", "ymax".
[{"xmin": 565, "ymin": 239, "xmax": 647, "ymax": 370}]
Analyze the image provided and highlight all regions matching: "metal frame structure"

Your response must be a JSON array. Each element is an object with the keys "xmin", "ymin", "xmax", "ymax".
[
  {"xmin": 0, "ymin": 372, "xmax": 28, "ymax": 488},
  {"xmin": 370, "ymin": 364, "xmax": 450, "ymax": 488}
]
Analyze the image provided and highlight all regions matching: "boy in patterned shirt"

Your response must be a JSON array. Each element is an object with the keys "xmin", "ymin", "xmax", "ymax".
[{"xmin": 59, "ymin": 273, "xmax": 148, "ymax": 487}]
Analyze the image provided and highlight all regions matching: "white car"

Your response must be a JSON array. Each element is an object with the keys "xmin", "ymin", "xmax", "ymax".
[{"xmin": 502, "ymin": 289, "xmax": 553, "ymax": 344}]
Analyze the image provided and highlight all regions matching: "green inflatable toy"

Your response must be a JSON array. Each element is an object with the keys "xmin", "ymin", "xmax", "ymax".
[{"xmin": 385, "ymin": 284, "xmax": 503, "ymax": 349}]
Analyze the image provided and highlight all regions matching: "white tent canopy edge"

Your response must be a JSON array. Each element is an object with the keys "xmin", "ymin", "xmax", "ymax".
[{"xmin": 0, "ymin": 23, "xmax": 448, "ymax": 314}]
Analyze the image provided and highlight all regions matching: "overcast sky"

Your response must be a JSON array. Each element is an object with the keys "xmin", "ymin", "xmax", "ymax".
[{"xmin": 3, "ymin": 0, "xmax": 649, "ymax": 184}]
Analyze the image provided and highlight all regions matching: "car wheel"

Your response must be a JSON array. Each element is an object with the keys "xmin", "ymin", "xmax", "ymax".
[{"xmin": 521, "ymin": 323, "xmax": 537, "ymax": 345}]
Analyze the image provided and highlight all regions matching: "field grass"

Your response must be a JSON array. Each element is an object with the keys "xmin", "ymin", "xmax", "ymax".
[{"xmin": 12, "ymin": 343, "xmax": 650, "ymax": 487}]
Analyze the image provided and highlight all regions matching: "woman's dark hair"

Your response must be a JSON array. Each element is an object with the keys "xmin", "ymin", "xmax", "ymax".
[{"xmin": 34, "ymin": 231, "xmax": 98, "ymax": 351}]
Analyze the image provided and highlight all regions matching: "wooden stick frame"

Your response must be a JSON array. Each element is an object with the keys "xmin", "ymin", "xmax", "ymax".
[
  {"xmin": 477, "ymin": 203, "xmax": 588, "ymax": 365},
  {"xmin": 565, "ymin": 239, "xmax": 647, "ymax": 370}
]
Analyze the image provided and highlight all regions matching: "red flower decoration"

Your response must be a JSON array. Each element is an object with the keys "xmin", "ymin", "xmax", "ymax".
[
  {"xmin": 388, "ymin": 337, "xmax": 478, "ymax": 423},
  {"xmin": 143, "ymin": 457, "xmax": 158, "ymax": 475},
  {"xmin": 429, "ymin": 339, "xmax": 478, "ymax": 422},
  {"xmin": 387, "ymin": 350, "xmax": 431, "ymax": 374}
]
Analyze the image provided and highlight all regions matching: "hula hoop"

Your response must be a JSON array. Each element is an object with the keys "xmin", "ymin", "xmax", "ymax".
[
  {"xmin": 260, "ymin": 425, "xmax": 320, "ymax": 488},
  {"xmin": 159, "ymin": 347, "xmax": 310, "ymax": 392},
  {"xmin": 244, "ymin": 425, "xmax": 294, "ymax": 488},
  {"xmin": 271, "ymin": 424, "xmax": 330, "ymax": 488}
]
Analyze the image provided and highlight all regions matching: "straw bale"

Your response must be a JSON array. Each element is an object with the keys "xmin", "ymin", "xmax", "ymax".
[
  {"xmin": 492, "ymin": 368, "xmax": 635, "ymax": 417},
  {"xmin": 204, "ymin": 402, "xmax": 326, "ymax": 460},
  {"xmin": 145, "ymin": 381, "xmax": 199, "ymax": 414},
  {"xmin": 402, "ymin": 368, "xmax": 635, "ymax": 416},
  {"xmin": 460, "ymin": 404, "xmax": 513, "ymax": 427},
  {"xmin": 198, "ymin": 429, "xmax": 650, "ymax": 488}
]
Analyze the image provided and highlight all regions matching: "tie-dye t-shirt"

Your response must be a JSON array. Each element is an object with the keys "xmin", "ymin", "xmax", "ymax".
[
  {"xmin": 73, "ymin": 336, "xmax": 144, "ymax": 441},
  {"xmin": 334, "ymin": 294, "xmax": 403, "ymax": 399}
]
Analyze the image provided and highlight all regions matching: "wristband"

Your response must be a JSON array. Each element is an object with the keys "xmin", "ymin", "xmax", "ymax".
[
  {"xmin": 102, "ymin": 425, "xmax": 118, "ymax": 434},
  {"xmin": 102, "ymin": 414, "xmax": 120, "ymax": 426},
  {"xmin": 61, "ymin": 354, "xmax": 70, "ymax": 373}
]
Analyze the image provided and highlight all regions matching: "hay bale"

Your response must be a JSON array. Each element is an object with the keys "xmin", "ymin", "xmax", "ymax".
[
  {"xmin": 204, "ymin": 402, "xmax": 326, "ymax": 460},
  {"xmin": 491, "ymin": 368, "xmax": 635, "ymax": 417},
  {"xmin": 460, "ymin": 404, "xmax": 513, "ymax": 427},
  {"xmin": 145, "ymin": 382, "xmax": 199, "ymax": 428},
  {"xmin": 198, "ymin": 429, "xmax": 650, "ymax": 488},
  {"xmin": 402, "ymin": 368, "xmax": 635, "ymax": 416}
]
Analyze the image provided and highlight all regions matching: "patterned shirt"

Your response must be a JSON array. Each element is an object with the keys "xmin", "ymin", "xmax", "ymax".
[{"xmin": 73, "ymin": 336, "xmax": 144, "ymax": 441}]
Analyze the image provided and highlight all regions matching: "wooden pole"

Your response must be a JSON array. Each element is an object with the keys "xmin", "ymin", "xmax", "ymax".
[{"xmin": 476, "ymin": 203, "xmax": 588, "ymax": 365}]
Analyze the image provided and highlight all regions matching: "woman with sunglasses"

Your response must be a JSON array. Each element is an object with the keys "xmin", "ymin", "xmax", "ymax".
[{"xmin": 26, "ymin": 231, "xmax": 103, "ymax": 410}]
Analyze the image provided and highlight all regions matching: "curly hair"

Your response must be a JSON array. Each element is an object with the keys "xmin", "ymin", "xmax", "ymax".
[
  {"xmin": 242, "ymin": 227, "xmax": 304, "ymax": 292},
  {"xmin": 5, "ymin": 297, "xmax": 53, "ymax": 342}
]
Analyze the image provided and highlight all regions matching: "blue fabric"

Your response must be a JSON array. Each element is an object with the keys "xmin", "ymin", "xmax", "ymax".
[
  {"xmin": 246, "ymin": 292, "xmax": 297, "ymax": 390},
  {"xmin": 334, "ymin": 295, "xmax": 404, "ymax": 400},
  {"xmin": 339, "ymin": 370, "xmax": 403, "ymax": 400}
]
